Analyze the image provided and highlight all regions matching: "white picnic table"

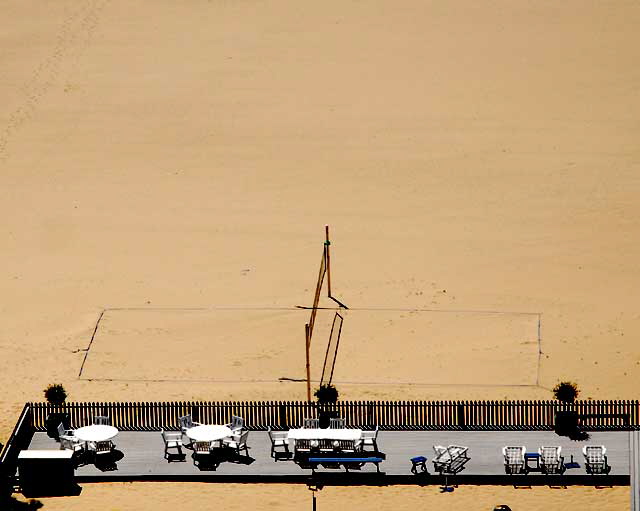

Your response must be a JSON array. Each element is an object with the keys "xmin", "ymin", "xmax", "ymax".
[
  {"xmin": 186, "ymin": 424, "xmax": 232, "ymax": 443},
  {"xmin": 73, "ymin": 425, "xmax": 119, "ymax": 443},
  {"xmin": 287, "ymin": 428, "xmax": 363, "ymax": 441}
]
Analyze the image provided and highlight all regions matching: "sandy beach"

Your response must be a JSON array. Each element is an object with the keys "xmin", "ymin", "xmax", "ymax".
[{"xmin": 2, "ymin": 0, "xmax": 639, "ymax": 509}]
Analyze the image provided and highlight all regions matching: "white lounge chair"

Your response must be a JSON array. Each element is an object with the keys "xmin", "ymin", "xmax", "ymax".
[
  {"xmin": 502, "ymin": 446, "xmax": 525, "ymax": 474},
  {"xmin": 583, "ymin": 445, "xmax": 610, "ymax": 474},
  {"xmin": 539, "ymin": 446, "xmax": 565, "ymax": 474},
  {"xmin": 432, "ymin": 445, "xmax": 470, "ymax": 475},
  {"xmin": 433, "ymin": 445, "xmax": 447, "ymax": 457}
]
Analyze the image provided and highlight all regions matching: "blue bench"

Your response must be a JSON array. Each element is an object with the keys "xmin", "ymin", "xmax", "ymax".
[{"xmin": 308, "ymin": 457, "xmax": 383, "ymax": 473}]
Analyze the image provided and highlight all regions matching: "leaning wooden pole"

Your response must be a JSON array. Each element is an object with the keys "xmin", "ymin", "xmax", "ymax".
[
  {"xmin": 305, "ymin": 323, "xmax": 312, "ymax": 402},
  {"xmin": 325, "ymin": 224, "xmax": 331, "ymax": 297}
]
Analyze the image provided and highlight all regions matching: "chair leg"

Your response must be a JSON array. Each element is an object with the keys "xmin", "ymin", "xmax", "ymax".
[{"xmin": 166, "ymin": 443, "xmax": 184, "ymax": 460}]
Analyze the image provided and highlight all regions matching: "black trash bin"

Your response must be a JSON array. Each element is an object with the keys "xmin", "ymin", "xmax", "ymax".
[{"xmin": 318, "ymin": 410, "xmax": 339, "ymax": 429}]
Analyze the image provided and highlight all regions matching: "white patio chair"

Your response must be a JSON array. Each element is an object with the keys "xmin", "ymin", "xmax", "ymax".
[
  {"xmin": 57, "ymin": 422, "xmax": 75, "ymax": 441},
  {"xmin": 583, "ymin": 445, "xmax": 610, "ymax": 474},
  {"xmin": 318, "ymin": 439, "xmax": 335, "ymax": 452},
  {"xmin": 539, "ymin": 446, "xmax": 565, "ymax": 474},
  {"xmin": 361, "ymin": 426, "xmax": 379, "ymax": 451},
  {"xmin": 267, "ymin": 427, "xmax": 290, "ymax": 460},
  {"xmin": 178, "ymin": 414, "xmax": 200, "ymax": 430},
  {"xmin": 229, "ymin": 415, "xmax": 245, "ymax": 433},
  {"xmin": 192, "ymin": 440, "xmax": 215, "ymax": 467},
  {"xmin": 502, "ymin": 446, "xmax": 525, "ymax": 474},
  {"xmin": 93, "ymin": 416, "xmax": 110, "ymax": 425},
  {"xmin": 329, "ymin": 417, "xmax": 346, "ymax": 429},
  {"xmin": 161, "ymin": 429, "xmax": 183, "ymax": 460},
  {"xmin": 193, "ymin": 440, "xmax": 214, "ymax": 452},
  {"xmin": 60, "ymin": 435, "xmax": 85, "ymax": 455},
  {"xmin": 178, "ymin": 414, "xmax": 201, "ymax": 445},
  {"xmin": 223, "ymin": 430, "xmax": 249, "ymax": 456},
  {"xmin": 294, "ymin": 439, "xmax": 312, "ymax": 453},
  {"xmin": 90, "ymin": 440, "xmax": 115, "ymax": 457},
  {"xmin": 302, "ymin": 418, "xmax": 319, "ymax": 429},
  {"xmin": 336, "ymin": 439, "xmax": 356, "ymax": 453}
]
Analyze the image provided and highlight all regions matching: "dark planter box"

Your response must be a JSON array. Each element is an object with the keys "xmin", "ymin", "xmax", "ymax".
[
  {"xmin": 45, "ymin": 412, "xmax": 70, "ymax": 439},
  {"xmin": 555, "ymin": 410, "xmax": 578, "ymax": 435},
  {"xmin": 318, "ymin": 409, "xmax": 339, "ymax": 429}
]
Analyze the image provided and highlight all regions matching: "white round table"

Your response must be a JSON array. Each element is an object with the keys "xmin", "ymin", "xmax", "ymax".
[
  {"xmin": 74, "ymin": 425, "xmax": 119, "ymax": 442},
  {"xmin": 186, "ymin": 425, "xmax": 232, "ymax": 442}
]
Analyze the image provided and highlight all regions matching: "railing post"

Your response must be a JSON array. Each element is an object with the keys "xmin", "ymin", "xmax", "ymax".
[
  {"xmin": 279, "ymin": 403, "xmax": 287, "ymax": 429},
  {"xmin": 457, "ymin": 403, "xmax": 466, "ymax": 430}
]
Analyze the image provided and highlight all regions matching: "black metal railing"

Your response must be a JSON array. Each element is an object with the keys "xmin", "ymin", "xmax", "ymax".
[
  {"xmin": 0, "ymin": 404, "xmax": 34, "ymax": 483},
  {"xmin": 25, "ymin": 400, "xmax": 639, "ymax": 432}
]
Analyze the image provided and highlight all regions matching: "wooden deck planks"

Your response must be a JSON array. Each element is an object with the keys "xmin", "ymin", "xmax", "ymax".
[{"xmin": 27, "ymin": 430, "xmax": 630, "ymax": 482}]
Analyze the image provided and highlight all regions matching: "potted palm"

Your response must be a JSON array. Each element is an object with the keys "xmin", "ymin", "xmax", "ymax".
[{"xmin": 553, "ymin": 381, "xmax": 580, "ymax": 436}]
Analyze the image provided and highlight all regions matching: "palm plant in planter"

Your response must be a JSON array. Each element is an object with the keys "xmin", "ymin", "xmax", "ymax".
[
  {"xmin": 44, "ymin": 384, "xmax": 67, "ymax": 405},
  {"xmin": 314, "ymin": 384, "xmax": 339, "ymax": 404},
  {"xmin": 553, "ymin": 381, "xmax": 579, "ymax": 403},
  {"xmin": 43, "ymin": 383, "xmax": 70, "ymax": 438},
  {"xmin": 553, "ymin": 381, "xmax": 580, "ymax": 436}
]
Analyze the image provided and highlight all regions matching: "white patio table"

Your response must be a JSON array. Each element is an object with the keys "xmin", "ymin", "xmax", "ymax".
[
  {"xmin": 186, "ymin": 425, "xmax": 232, "ymax": 443},
  {"xmin": 73, "ymin": 425, "xmax": 119, "ymax": 443},
  {"xmin": 287, "ymin": 428, "xmax": 362, "ymax": 441}
]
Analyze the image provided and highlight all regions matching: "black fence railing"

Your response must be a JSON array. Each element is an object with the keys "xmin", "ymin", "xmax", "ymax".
[
  {"xmin": 26, "ymin": 400, "xmax": 639, "ymax": 432},
  {"xmin": 0, "ymin": 404, "xmax": 34, "ymax": 484}
]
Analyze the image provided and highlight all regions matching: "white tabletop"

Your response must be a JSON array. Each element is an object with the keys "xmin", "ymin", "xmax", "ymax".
[
  {"xmin": 186, "ymin": 424, "xmax": 232, "ymax": 442},
  {"xmin": 74, "ymin": 425, "xmax": 119, "ymax": 442},
  {"xmin": 287, "ymin": 428, "xmax": 363, "ymax": 441}
]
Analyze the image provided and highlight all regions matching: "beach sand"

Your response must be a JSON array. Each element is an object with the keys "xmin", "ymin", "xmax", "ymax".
[
  {"xmin": 17, "ymin": 483, "xmax": 629, "ymax": 511},
  {"xmin": 2, "ymin": 0, "xmax": 639, "ymax": 509}
]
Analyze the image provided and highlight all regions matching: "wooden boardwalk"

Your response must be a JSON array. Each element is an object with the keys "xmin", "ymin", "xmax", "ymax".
[{"xmin": 28, "ymin": 430, "xmax": 630, "ymax": 485}]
